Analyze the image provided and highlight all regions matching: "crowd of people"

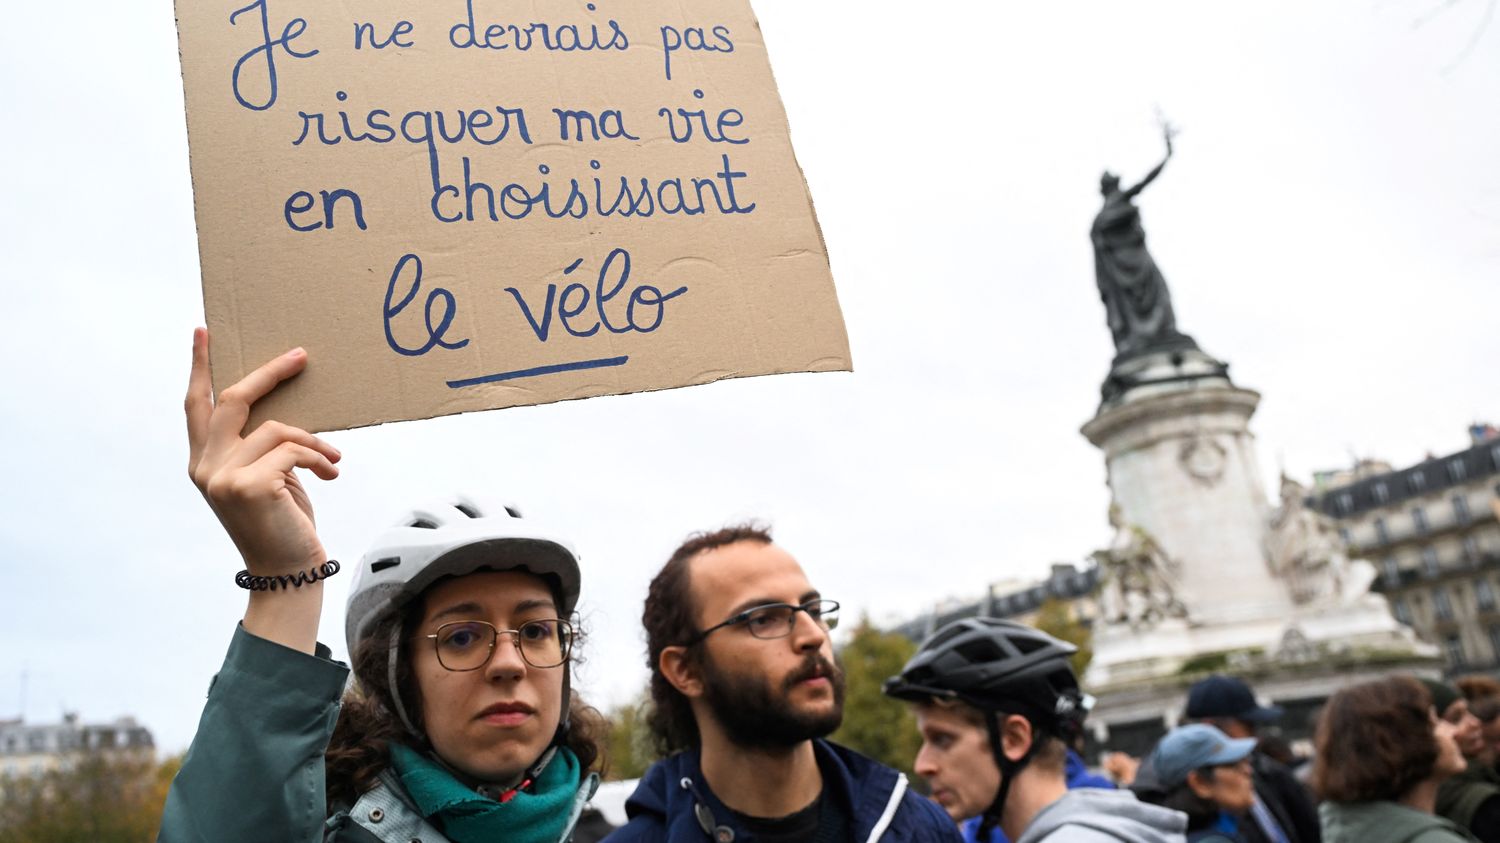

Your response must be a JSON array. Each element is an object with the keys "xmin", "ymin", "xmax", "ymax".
[{"xmin": 158, "ymin": 334, "xmax": 1500, "ymax": 843}]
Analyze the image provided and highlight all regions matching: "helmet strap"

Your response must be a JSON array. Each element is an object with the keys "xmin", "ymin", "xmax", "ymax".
[
  {"xmin": 387, "ymin": 625, "xmax": 420, "ymax": 735},
  {"xmin": 978, "ymin": 710, "xmax": 1040, "ymax": 840}
]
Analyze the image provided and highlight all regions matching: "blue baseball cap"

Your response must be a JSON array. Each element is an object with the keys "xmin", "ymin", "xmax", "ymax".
[{"xmin": 1149, "ymin": 723, "xmax": 1257, "ymax": 788}]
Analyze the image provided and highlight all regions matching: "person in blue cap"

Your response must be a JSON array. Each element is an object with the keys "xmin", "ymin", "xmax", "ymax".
[
  {"xmin": 1181, "ymin": 675, "xmax": 1320, "ymax": 843},
  {"xmin": 1145, "ymin": 723, "xmax": 1259, "ymax": 843}
]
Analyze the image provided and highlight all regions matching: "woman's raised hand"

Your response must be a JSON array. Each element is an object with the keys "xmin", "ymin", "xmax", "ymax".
[{"xmin": 185, "ymin": 328, "xmax": 341, "ymax": 578}]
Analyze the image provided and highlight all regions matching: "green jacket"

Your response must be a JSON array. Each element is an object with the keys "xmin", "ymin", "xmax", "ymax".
[
  {"xmin": 1319, "ymin": 801, "xmax": 1476, "ymax": 843},
  {"xmin": 1436, "ymin": 761, "xmax": 1500, "ymax": 832},
  {"xmin": 158, "ymin": 625, "xmax": 596, "ymax": 843}
]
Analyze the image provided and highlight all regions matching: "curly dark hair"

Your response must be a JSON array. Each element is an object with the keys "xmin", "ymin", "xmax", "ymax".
[
  {"xmin": 325, "ymin": 590, "xmax": 607, "ymax": 809},
  {"xmin": 1311, "ymin": 676, "xmax": 1439, "ymax": 804},
  {"xmin": 642, "ymin": 523, "xmax": 772, "ymax": 756}
]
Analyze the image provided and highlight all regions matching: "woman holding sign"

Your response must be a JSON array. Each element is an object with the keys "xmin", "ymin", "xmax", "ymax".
[{"xmin": 159, "ymin": 330, "xmax": 605, "ymax": 843}]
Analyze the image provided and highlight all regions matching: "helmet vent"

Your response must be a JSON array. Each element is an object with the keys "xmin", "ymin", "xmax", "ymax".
[
  {"xmin": 503, "ymin": 506, "xmax": 522, "ymax": 518},
  {"xmin": 455, "ymin": 502, "xmax": 481, "ymax": 518},
  {"xmin": 409, "ymin": 518, "xmax": 438, "ymax": 529},
  {"xmin": 1012, "ymin": 637, "xmax": 1048, "ymax": 655},
  {"xmin": 957, "ymin": 640, "xmax": 1004, "ymax": 662},
  {"xmin": 371, "ymin": 557, "xmax": 401, "ymax": 573}
]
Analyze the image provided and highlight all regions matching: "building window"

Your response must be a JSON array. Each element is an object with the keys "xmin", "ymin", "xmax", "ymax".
[
  {"xmin": 1455, "ymin": 494, "xmax": 1472, "ymax": 524},
  {"xmin": 1394, "ymin": 597, "xmax": 1412, "ymax": 624},
  {"xmin": 1338, "ymin": 492, "xmax": 1354, "ymax": 515},
  {"xmin": 1383, "ymin": 557, "xmax": 1402, "ymax": 586},
  {"xmin": 1450, "ymin": 459, "xmax": 1468, "ymax": 483},
  {"xmin": 1447, "ymin": 634, "xmax": 1466, "ymax": 666},
  {"xmin": 1375, "ymin": 482, "xmax": 1390, "ymax": 505},
  {"xmin": 1490, "ymin": 626, "xmax": 1500, "ymax": 664},
  {"xmin": 1338, "ymin": 527, "xmax": 1351, "ymax": 545},
  {"xmin": 1478, "ymin": 579, "xmax": 1496, "ymax": 612},
  {"xmin": 1424, "ymin": 548, "xmax": 1442, "ymax": 578},
  {"xmin": 1376, "ymin": 517, "xmax": 1391, "ymax": 544},
  {"xmin": 1435, "ymin": 588, "xmax": 1454, "ymax": 620},
  {"xmin": 1409, "ymin": 471, "xmax": 1428, "ymax": 494},
  {"xmin": 1413, "ymin": 507, "xmax": 1429, "ymax": 534},
  {"xmin": 1492, "ymin": 444, "xmax": 1500, "ymax": 470},
  {"xmin": 1465, "ymin": 536, "xmax": 1483, "ymax": 564}
]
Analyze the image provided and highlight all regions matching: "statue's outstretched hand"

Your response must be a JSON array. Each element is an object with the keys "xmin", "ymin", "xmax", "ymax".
[{"xmin": 185, "ymin": 328, "xmax": 341, "ymax": 577}]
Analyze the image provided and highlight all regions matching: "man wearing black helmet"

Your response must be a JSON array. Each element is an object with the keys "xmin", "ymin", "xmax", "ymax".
[{"xmin": 885, "ymin": 618, "xmax": 1187, "ymax": 843}]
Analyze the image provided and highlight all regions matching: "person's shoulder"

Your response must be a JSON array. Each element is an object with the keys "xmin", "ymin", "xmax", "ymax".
[
  {"xmin": 1020, "ymin": 789, "xmax": 1187, "ymax": 843},
  {"xmin": 620, "ymin": 754, "xmax": 689, "ymax": 817},
  {"xmin": 601, "ymin": 815, "xmax": 664, "ymax": 843},
  {"xmin": 818, "ymin": 739, "xmax": 887, "ymax": 776},
  {"xmin": 1407, "ymin": 827, "xmax": 1478, "ymax": 843},
  {"xmin": 607, "ymin": 753, "xmax": 720, "ymax": 843},
  {"xmin": 891, "ymin": 784, "xmax": 965, "ymax": 840},
  {"xmin": 1031, "ymin": 825, "xmax": 1146, "ymax": 843},
  {"xmin": 812, "ymin": 741, "xmax": 958, "ymax": 840}
]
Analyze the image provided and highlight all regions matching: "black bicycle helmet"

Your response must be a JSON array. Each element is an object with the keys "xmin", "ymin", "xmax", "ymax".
[{"xmin": 884, "ymin": 618, "xmax": 1087, "ymax": 837}]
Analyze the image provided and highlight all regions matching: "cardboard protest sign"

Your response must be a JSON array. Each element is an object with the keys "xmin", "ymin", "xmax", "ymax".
[{"xmin": 175, "ymin": 0, "xmax": 850, "ymax": 432}]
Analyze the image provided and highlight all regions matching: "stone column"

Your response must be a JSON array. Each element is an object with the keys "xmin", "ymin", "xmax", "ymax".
[{"xmin": 1082, "ymin": 375, "xmax": 1292, "ymax": 626}]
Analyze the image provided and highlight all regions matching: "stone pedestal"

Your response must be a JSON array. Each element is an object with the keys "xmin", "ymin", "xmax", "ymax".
[
  {"xmin": 1083, "ymin": 375, "xmax": 1290, "ymax": 628},
  {"xmin": 1079, "ymin": 350, "xmax": 1437, "ymax": 729}
]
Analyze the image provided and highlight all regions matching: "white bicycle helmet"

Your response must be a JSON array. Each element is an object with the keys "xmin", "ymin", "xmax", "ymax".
[
  {"xmin": 344, "ymin": 495, "xmax": 582, "ymax": 749},
  {"xmin": 345, "ymin": 495, "xmax": 581, "ymax": 655}
]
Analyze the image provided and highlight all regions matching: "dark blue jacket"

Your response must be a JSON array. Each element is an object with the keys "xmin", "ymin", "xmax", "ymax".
[{"xmin": 606, "ymin": 739, "xmax": 962, "ymax": 842}]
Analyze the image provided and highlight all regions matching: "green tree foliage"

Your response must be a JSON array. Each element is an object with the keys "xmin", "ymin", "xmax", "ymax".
[
  {"xmin": 830, "ymin": 617, "xmax": 922, "ymax": 781},
  {"xmin": 603, "ymin": 692, "xmax": 653, "ymax": 781},
  {"xmin": 1033, "ymin": 597, "xmax": 1093, "ymax": 678},
  {"xmin": 0, "ymin": 751, "xmax": 182, "ymax": 843}
]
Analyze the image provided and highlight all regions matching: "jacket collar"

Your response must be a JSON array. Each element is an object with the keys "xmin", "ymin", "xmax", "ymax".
[
  {"xmin": 625, "ymin": 739, "xmax": 904, "ymax": 842},
  {"xmin": 336, "ymin": 769, "xmax": 599, "ymax": 843}
]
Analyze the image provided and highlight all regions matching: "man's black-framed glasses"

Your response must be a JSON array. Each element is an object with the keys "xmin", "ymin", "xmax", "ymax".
[
  {"xmin": 424, "ymin": 619, "xmax": 575, "ymax": 671},
  {"xmin": 689, "ymin": 599, "xmax": 840, "ymax": 645}
]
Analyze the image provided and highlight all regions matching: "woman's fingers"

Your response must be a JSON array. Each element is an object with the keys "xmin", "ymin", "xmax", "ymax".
[
  {"xmin": 204, "ymin": 346, "xmax": 310, "ymax": 449},
  {"xmin": 234, "ymin": 420, "xmax": 341, "ymax": 472},
  {"xmin": 203, "ymin": 441, "xmax": 339, "ymax": 508},
  {"xmin": 185, "ymin": 328, "xmax": 213, "ymax": 475},
  {"xmin": 268, "ymin": 441, "xmax": 341, "ymax": 483}
]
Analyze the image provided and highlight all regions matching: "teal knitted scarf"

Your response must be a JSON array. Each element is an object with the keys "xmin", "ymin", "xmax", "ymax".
[{"xmin": 389, "ymin": 744, "xmax": 580, "ymax": 843}]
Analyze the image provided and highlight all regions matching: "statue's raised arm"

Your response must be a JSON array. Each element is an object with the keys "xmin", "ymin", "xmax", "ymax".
[{"xmin": 1122, "ymin": 124, "xmax": 1175, "ymax": 200}]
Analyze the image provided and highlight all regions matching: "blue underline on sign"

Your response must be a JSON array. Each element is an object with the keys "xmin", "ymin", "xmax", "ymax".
[{"xmin": 446, "ymin": 356, "xmax": 630, "ymax": 389}]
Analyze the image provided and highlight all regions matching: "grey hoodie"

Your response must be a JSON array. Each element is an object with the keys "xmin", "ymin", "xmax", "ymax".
[{"xmin": 1016, "ymin": 788, "xmax": 1188, "ymax": 843}]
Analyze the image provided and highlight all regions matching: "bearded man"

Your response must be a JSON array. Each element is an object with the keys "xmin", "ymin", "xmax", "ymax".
[{"xmin": 608, "ymin": 525, "xmax": 960, "ymax": 843}]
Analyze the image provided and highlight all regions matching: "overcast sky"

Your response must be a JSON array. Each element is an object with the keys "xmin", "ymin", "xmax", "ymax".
[{"xmin": 1, "ymin": 1, "xmax": 1496, "ymax": 755}]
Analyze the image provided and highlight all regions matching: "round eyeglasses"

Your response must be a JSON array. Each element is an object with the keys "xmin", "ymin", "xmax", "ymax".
[
  {"xmin": 424, "ymin": 619, "xmax": 575, "ymax": 671},
  {"xmin": 689, "ymin": 599, "xmax": 840, "ymax": 645}
]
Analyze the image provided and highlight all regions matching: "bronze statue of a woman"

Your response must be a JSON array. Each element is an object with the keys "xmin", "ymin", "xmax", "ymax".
[{"xmin": 1092, "ymin": 126, "xmax": 1194, "ymax": 360}]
